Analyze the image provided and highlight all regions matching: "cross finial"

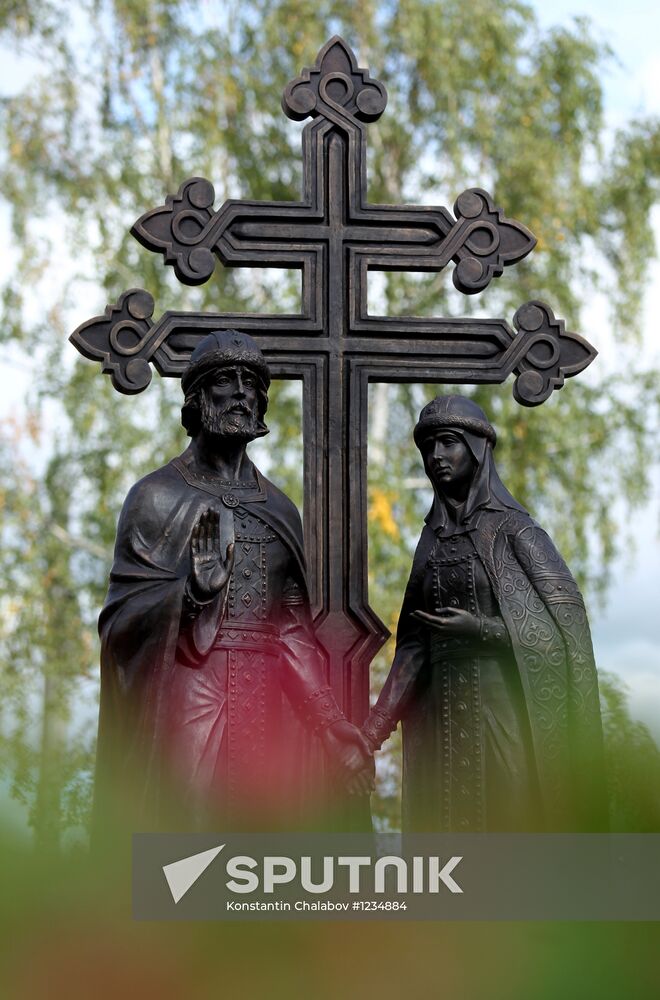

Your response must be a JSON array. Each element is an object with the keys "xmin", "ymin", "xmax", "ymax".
[{"xmin": 282, "ymin": 36, "xmax": 388, "ymax": 125}]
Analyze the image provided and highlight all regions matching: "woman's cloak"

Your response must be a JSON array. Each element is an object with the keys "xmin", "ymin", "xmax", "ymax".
[{"xmin": 385, "ymin": 507, "xmax": 608, "ymax": 831}]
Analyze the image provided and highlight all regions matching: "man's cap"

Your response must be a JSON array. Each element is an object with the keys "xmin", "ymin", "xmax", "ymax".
[{"xmin": 181, "ymin": 329, "xmax": 270, "ymax": 395}]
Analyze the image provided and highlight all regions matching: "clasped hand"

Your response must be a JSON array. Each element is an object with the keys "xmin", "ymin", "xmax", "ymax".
[
  {"xmin": 321, "ymin": 720, "xmax": 375, "ymax": 797},
  {"xmin": 411, "ymin": 607, "xmax": 480, "ymax": 638},
  {"xmin": 190, "ymin": 507, "xmax": 235, "ymax": 601}
]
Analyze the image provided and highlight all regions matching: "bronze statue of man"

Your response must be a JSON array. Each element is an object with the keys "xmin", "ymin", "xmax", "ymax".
[
  {"xmin": 94, "ymin": 329, "xmax": 373, "ymax": 830},
  {"xmin": 363, "ymin": 395, "xmax": 607, "ymax": 832}
]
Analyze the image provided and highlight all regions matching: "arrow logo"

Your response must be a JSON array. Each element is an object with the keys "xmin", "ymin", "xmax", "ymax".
[{"xmin": 162, "ymin": 844, "xmax": 225, "ymax": 903}]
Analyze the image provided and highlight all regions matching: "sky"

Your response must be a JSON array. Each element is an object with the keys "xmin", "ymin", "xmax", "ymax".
[
  {"xmin": 529, "ymin": 0, "xmax": 660, "ymax": 735},
  {"xmin": 534, "ymin": 0, "xmax": 660, "ymax": 121},
  {"xmin": 1, "ymin": 0, "xmax": 659, "ymax": 735}
]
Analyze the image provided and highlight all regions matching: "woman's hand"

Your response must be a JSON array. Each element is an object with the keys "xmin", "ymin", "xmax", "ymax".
[
  {"xmin": 321, "ymin": 720, "xmax": 375, "ymax": 796},
  {"xmin": 411, "ymin": 607, "xmax": 481, "ymax": 639}
]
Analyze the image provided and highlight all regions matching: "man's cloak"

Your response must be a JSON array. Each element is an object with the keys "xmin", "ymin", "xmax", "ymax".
[{"xmin": 94, "ymin": 455, "xmax": 331, "ymax": 829}]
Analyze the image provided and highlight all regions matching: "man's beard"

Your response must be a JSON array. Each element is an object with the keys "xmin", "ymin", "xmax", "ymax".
[{"xmin": 199, "ymin": 394, "xmax": 260, "ymax": 442}]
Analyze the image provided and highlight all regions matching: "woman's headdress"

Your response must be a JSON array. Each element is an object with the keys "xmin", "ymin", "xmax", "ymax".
[{"xmin": 414, "ymin": 395, "xmax": 526, "ymax": 532}]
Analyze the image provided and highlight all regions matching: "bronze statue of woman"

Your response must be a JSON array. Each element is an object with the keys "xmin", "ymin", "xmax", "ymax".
[{"xmin": 363, "ymin": 395, "xmax": 607, "ymax": 832}]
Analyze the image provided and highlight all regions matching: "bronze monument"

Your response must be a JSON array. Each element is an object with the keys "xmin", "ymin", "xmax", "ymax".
[{"xmin": 70, "ymin": 39, "xmax": 602, "ymax": 833}]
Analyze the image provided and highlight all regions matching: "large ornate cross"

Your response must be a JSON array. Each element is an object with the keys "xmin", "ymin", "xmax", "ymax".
[{"xmin": 71, "ymin": 37, "xmax": 596, "ymax": 722}]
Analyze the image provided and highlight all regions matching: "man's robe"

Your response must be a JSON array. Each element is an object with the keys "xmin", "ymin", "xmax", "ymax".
[{"xmin": 94, "ymin": 452, "xmax": 337, "ymax": 829}]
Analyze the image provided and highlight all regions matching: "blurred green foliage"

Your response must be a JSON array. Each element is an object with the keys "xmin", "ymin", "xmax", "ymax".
[{"xmin": 0, "ymin": 0, "xmax": 659, "ymax": 844}]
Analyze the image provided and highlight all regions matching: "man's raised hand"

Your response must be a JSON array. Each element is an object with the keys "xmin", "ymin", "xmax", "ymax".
[{"xmin": 190, "ymin": 507, "xmax": 234, "ymax": 601}]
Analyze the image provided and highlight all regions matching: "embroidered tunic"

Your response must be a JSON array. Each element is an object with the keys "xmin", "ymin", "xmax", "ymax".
[{"xmin": 403, "ymin": 529, "xmax": 536, "ymax": 831}]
